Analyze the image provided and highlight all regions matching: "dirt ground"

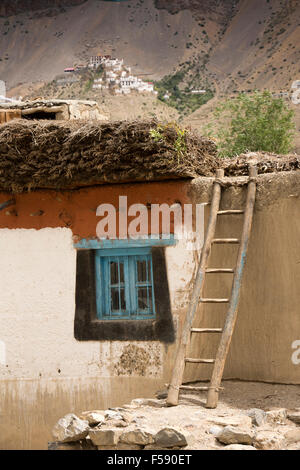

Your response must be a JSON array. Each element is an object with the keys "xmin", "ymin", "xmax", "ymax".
[{"xmin": 121, "ymin": 380, "xmax": 300, "ymax": 450}]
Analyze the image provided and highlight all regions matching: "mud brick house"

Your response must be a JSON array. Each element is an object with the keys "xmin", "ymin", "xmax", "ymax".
[
  {"xmin": 0, "ymin": 119, "xmax": 299, "ymax": 449},
  {"xmin": 0, "ymin": 99, "xmax": 108, "ymax": 124}
]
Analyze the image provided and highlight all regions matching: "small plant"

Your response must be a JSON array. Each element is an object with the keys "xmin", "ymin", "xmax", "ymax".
[
  {"xmin": 150, "ymin": 123, "xmax": 188, "ymax": 161},
  {"xmin": 174, "ymin": 127, "xmax": 187, "ymax": 158},
  {"xmin": 149, "ymin": 128, "xmax": 164, "ymax": 142},
  {"xmin": 84, "ymin": 79, "xmax": 93, "ymax": 92}
]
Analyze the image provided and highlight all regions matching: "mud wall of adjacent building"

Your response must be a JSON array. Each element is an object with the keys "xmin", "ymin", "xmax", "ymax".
[{"xmin": 185, "ymin": 173, "xmax": 300, "ymax": 385}]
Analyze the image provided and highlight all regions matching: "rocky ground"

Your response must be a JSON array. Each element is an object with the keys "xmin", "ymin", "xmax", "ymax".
[{"xmin": 50, "ymin": 380, "xmax": 300, "ymax": 451}]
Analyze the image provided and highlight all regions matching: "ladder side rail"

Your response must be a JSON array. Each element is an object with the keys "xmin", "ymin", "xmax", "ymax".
[
  {"xmin": 206, "ymin": 165, "xmax": 257, "ymax": 408},
  {"xmin": 167, "ymin": 169, "xmax": 224, "ymax": 406}
]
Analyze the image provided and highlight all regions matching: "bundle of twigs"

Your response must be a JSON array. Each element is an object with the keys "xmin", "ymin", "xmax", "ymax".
[
  {"xmin": 222, "ymin": 152, "xmax": 300, "ymax": 176},
  {"xmin": 0, "ymin": 119, "xmax": 218, "ymax": 192}
]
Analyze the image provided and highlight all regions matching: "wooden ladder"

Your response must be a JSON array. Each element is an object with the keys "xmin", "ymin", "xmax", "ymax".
[{"xmin": 167, "ymin": 165, "xmax": 257, "ymax": 409}]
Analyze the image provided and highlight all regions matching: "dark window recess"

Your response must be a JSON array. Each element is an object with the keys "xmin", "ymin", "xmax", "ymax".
[
  {"xmin": 23, "ymin": 111, "xmax": 57, "ymax": 120},
  {"xmin": 74, "ymin": 247, "xmax": 175, "ymax": 343}
]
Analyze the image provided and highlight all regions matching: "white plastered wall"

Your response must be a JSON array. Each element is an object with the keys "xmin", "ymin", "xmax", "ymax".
[
  {"xmin": 0, "ymin": 227, "xmax": 197, "ymax": 380},
  {"xmin": 0, "ymin": 227, "xmax": 196, "ymax": 449}
]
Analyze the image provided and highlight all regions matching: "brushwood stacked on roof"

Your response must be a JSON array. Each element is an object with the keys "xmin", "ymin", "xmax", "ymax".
[
  {"xmin": 222, "ymin": 153, "xmax": 300, "ymax": 176},
  {"xmin": 1, "ymin": 120, "xmax": 299, "ymax": 193},
  {"xmin": 0, "ymin": 119, "xmax": 218, "ymax": 192}
]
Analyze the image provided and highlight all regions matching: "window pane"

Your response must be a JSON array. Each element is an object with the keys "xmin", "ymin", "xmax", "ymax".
[
  {"xmin": 137, "ymin": 259, "xmax": 147, "ymax": 282},
  {"xmin": 110, "ymin": 261, "xmax": 119, "ymax": 285},
  {"xmin": 111, "ymin": 288, "xmax": 120, "ymax": 311},
  {"xmin": 148, "ymin": 260, "xmax": 151, "ymax": 283},
  {"xmin": 96, "ymin": 250, "xmax": 155, "ymax": 319},
  {"xmin": 137, "ymin": 287, "xmax": 150, "ymax": 310},
  {"xmin": 120, "ymin": 288, "xmax": 126, "ymax": 311},
  {"xmin": 119, "ymin": 262, "xmax": 124, "ymax": 284},
  {"xmin": 148, "ymin": 289, "xmax": 153, "ymax": 311}
]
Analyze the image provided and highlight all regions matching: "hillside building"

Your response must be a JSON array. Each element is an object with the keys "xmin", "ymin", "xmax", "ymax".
[
  {"xmin": 89, "ymin": 55, "xmax": 156, "ymax": 95},
  {"xmin": 0, "ymin": 99, "xmax": 108, "ymax": 123},
  {"xmin": 191, "ymin": 89, "xmax": 206, "ymax": 94},
  {"xmin": 0, "ymin": 80, "xmax": 6, "ymax": 104},
  {"xmin": 89, "ymin": 55, "xmax": 115, "ymax": 69},
  {"xmin": 89, "ymin": 55, "xmax": 104, "ymax": 69}
]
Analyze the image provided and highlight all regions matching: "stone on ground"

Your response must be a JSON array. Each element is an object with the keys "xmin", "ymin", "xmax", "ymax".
[
  {"xmin": 216, "ymin": 426, "xmax": 254, "ymax": 445},
  {"xmin": 80, "ymin": 411, "xmax": 105, "ymax": 426},
  {"xmin": 209, "ymin": 425, "xmax": 224, "ymax": 436},
  {"xmin": 266, "ymin": 408, "xmax": 287, "ymax": 425},
  {"xmin": 89, "ymin": 428, "xmax": 123, "ymax": 446},
  {"xmin": 246, "ymin": 408, "xmax": 267, "ymax": 427},
  {"xmin": 221, "ymin": 444, "xmax": 257, "ymax": 450},
  {"xmin": 284, "ymin": 429, "xmax": 300, "ymax": 444},
  {"xmin": 104, "ymin": 410, "xmax": 125, "ymax": 421},
  {"xmin": 254, "ymin": 430, "xmax": 285, "ymax": 450},
  {"xmin": 206, "ymin": 414, "xmax": 252, "ymax": 428},
  {"xmin": 155, "ymin": 428, "xmax": 190, "ymax": 448},
  {"xmin": 287, "ymin": 410, "xmax": 300, "ymax": 425},
  {"xmin": 49, "ymin": 439, "xmax": 96, "ymax": 450},
  {"xmin": 119, "ymin": 427, "xmax": 155, "ymax": 445},
  {"xmin": 52, "ymin": 414, "xmax": 90, "ymax": 443}
]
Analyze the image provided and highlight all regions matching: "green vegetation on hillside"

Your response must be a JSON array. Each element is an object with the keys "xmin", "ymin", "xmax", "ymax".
[
  {"xmin": 154, "ymin": 70, "xmax": 214, "ymax": 117},
  {"xmin": 205, "ymin": 91, "xmax": 295, "ymax": 157}
]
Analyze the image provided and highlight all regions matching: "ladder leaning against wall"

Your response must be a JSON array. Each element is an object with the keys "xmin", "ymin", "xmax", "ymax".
[{"xmin": 167, "ymin": 165, "xmax": 257, "ymax": 409}]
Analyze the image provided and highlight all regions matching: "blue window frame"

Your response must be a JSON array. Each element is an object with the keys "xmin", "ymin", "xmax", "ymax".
[{"xmin": 95, "ymin": 247, "xmax": 156, "ymax": 320}]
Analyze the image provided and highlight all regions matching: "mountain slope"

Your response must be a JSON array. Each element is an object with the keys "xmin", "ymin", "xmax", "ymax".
[
  {"xmin": 207, "ymin": 0, "xmax": 300, "ymax": 93},
  {"xmin": 1, "ymin": 0, "xmax": 299, "ymax": 94},
  {"xmin": 0, "ymin": 1, "xmax": 86, "ymax": 17},
  {"xmin": 1, "ymin": 0, "xmax": 299, "ymax": 137},
  {"xmin": 0, "ymin": 0, "xmax": 201, "ymax": 88}
]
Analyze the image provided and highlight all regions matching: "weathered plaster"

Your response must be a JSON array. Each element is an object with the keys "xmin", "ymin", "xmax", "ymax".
[
  {"xmin": 1, "ymin": 172, "xmax": 300, "ymax": 448},
  {"xmin": 185, "ymin": 193, "xmax": 300, "ymax": 386},
  {"xmin": 0, "ymin": 227, "xmax": 193, "ymax": 449},
  {"xmin": 0, "ymin": 376, "xmax": 162, "ymax": 450},
  {"xmin": 0, "ymin": 180, "xmax": 191, "ymax": 240}
]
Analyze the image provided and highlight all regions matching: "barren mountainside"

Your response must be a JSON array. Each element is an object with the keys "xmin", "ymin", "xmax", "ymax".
[
  {"xmin": 155, "ymin": 0, "xmax": 240, "ymax": 29},
  {"xmin": 0, "ymin": 0, "xmax": 86, "ymax": 17},
  {"xmin": 1, "ymin": 0, "xmax": 299, "ymax": 147},
  {"xmin": 0, "ymin": 0, "xmax": 299, "ymax": 93}
]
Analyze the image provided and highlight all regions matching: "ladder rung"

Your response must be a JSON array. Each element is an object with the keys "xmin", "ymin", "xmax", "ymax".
[
  {"xmin": 180, "ymin": 385, "xmax": 209, "ymax": 391},
  {"xmin": 185, "ymin": 358, "xmax": 215, "ymax": 364},
  {"xmin": 212, "ymin": 238, "xmax": 240, "ymax": 244},
  {"xmin": 217, "ymin": 210, "xmax": 244, "ymax": 215},
  {"xmin": 206, "ymin": 268, "xmax": 234, "ymax": 273},
  {"xmin": 200, "ymin": 298, "xmax": 229, "ymax": 303},
  {"xmin": 191, "ymin": 328, "xmax": 223, "ymax": 333}
]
